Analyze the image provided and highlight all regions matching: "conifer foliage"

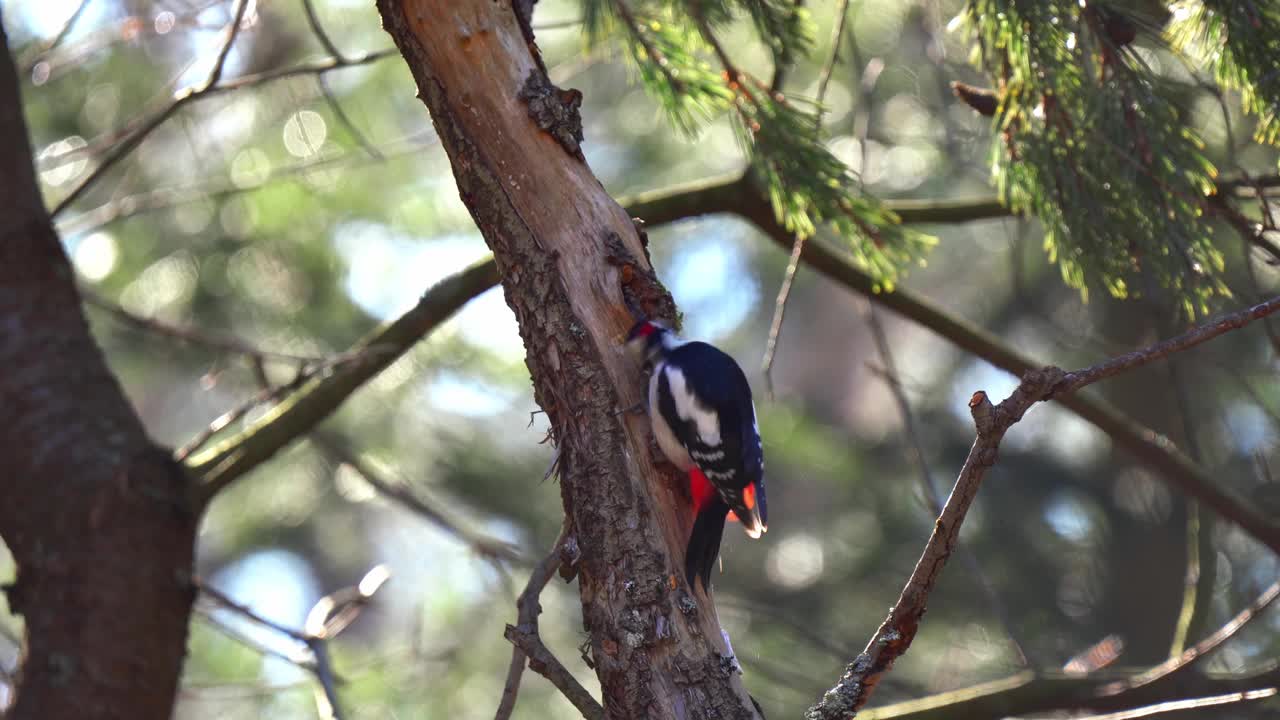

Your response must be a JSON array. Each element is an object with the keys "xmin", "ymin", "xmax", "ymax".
[
  {"xmin": 580, "ymin": 0, "xmax": 1279, "ymax": 313},
  {"xmin": 967, "ymin": 1, "xmax": 1229, "ymax": 315},
  {"xmin": 580, "ymin": 0, "xmax": 935, "ymax": 291},
  {"xmin": 1169, "ymin": 1, "xmax": 1280, "ymax": 146}
]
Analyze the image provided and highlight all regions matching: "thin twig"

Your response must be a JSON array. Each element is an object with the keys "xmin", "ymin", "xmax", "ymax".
[
  {"xmin": 195, "ymin": 608, "xmax": 317, "ymax": 672},
  {"xmin": 814, "ymin": 0, "xmax": 853, "ymax": 122},
  {"xmin": 199, "ymin": 567, "xmax": 391, "ymax": 720},
  {"xmin": 1052, "ymin": 296, "xmax": 1280, "ymax": 393},
  {"xmin": 293, "ymin": 0, "xmax": 386, "ymax": 161},
  {"xmin": 1068, "ymin": 688, "xmax": 1278, "ymax": 720},
  {"xmin": 199, "ymin": 580, "xmax": 310, "ymax": 641},
  {"xmin": 1163, "ymin": 342, "xmax": 1213, "ymax": 658},
  {"xmin": 60, "ymin": 133, "xmax": 430, "ymax": 236},
  {"xmin": 861, "ymin": 300, "xmax": 1029, "ymax": 667},
  {"xmin": 760, "ymin": 232, "xmax": 806, "ymax": 398},
  {"xmin": 1103, "ymin": 579, "xmax": 1280, "ymax": 694},
  {"xmin": 308, "ymin": 640, "xmax": 345, "ymax": 720},
  {"xmin": 317, "ymin": 75, "xmax": 384, "ymax": 160},
  {"xmin": 807, "ymin": 295, "xmax": 1280, "ymax": 719},
  {"xmin": 311, "ymin": 431, "xmax": 523, "ymax": 564},
  {"xmin": 613, "ymin": 0, "xmax": 684, "ymax": 94},
  {"xmin": 187, "ymin": 259, "xmax": 500, "ymax": 503},
  {"xmin": 175, "ymin": 348, "xmax": 380, "ymax": 463},
  {"xmin": 494, "ymin": 645, "xmax": 529, "ymax": 720},
  {"xmin": 49, "ymin": 0, "xmax": 250, "ymax": 218},
  {"xmin": 82, "ymin": 288, "xmax": 324, "ymax": 364},
  {"xmin": 19, "ymin": 0, "xmax": 93, "ymax": 74},
  {"xmin": 48, "ymin": 36, "xmax": 395, "ymax": 218},
  {"xmin": 761, "ymin": 0, "xmax": 852, "ymax": 396},
  {"xmin": 496, "ymin": 524, "xmax": 603, "ymax": 720},
  {"xmin": 300, "ymin": 0, "xmax": 345, "ymax": 60}
]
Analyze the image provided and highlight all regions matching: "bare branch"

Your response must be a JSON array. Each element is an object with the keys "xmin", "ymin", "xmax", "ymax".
[
  {"xmin": 300, "ymin": 567, "xmax": 391, "ymax": 720},
  {"xmin": 497, "ymin": 525, "xmax": 603, "ymax": 720},
  {"xmin": 59, "ymin": 134, "xmax": 430, "ymax": 236},
  {"xmin": 46, "ymin": 33, "xmax": 397, "ymax": 220},
  {"xmin": 531, "ymin": 17, "xmax": 582, "ymax": 31},
  {"xmin": 300, "ymin": 0, "xmax": 346, "ymax": 61},
  {"xmin": 861, "ymin": 300, "xmax": 1028, "ymax": 666},
  {"xmin": 194, "ymin": 609, "xmax": 318, "ymax": 672},
  {"xmin": 860, "ymin": 575, "xmax": 1280, "ymax": 719},
  {"xmin": 197, "ymin": 566, "xmax": 391, "ymax": 720},
  {"xmin": 1051, "ymin": 296, "xmax": 1280, "ymax": 394},
  {"xmin": 808, "ymin": 296, "xmax": 1280, "ymax": 719},
  {"xmin": 186, "ymin": 258, "xmax": 499, "ymax": 503},
  {"xmin": 814, "ymin": 0, "xmax": 853, "ymax": 122},
  {"xmin": 81, "ymin": 288, "xmax": 323, "ymax": 364},
  {"xmin": 1105, "ymin": 580, "xmax": 1280, "ymax": 694},
  {"xmin": 50, "ymin": 0, "xmax": 252, "ymax": 217},
  {"xmin": 199, "ymin": 579, "xmax": 312, "ymax": 642},
  {"xmin": 760, "ymin": 232, "xmax": 805, "ymax": 398},
  {"xmin": 1068, "ymin": 689, "xmax": 1278, "ymax": 720},
  {"xmin": 317, "ymin": 75, "xmax": 384, "ymax": 160},
  {"xmin": 174, "ymin": 347, "xmax": 383, "ymax": 463},
  {"xmin": 311, "ymin": 431, "xmax": 523, "ymax": 564},
  {"xmin": 18, "ymin": 0, "xmax": 93, "ymax": 75}
]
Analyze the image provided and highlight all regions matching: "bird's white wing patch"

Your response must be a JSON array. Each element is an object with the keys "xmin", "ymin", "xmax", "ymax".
[
  {"xmin": 664, "ymin": 365, "xmax": 721, "ymax": 446},
  {"xmin": 650, "ymin": 361, "xmax": 694, "ymax": 471}
]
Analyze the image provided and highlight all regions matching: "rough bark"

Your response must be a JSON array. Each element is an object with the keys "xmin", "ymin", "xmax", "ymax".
[
  {"xmin": 0, "ymin": 20, "xmax": 198, "ymax": 720},
  {"xmin": 374, "ymin": 2, "xmax": 760, "ymax": 717}
]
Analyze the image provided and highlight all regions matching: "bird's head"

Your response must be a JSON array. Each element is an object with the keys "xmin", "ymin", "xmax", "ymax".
[{"xmin": 626, "ymin": 320, "xmax": 676, "ymax": 366}]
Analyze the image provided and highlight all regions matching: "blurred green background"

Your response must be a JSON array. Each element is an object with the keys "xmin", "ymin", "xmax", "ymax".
[{"xmin": 2, "ymin": 0, "xmax": 1280, "ymax": 717}]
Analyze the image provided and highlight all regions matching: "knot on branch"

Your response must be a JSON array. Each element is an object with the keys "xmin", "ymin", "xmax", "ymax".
[
  {"xmin": 604, "ymin": 230, "xmax": 677, "ymax": 326},
  {"xmin": 1021, "ymin": 366, "xmax": 1067, "ymax": 400},
  {"xmin": 968, "ymin": 391, "xmax": 994, "ymax": 434},
  {"xmin": 519, "ymin": 72, "xmax": 584, "ymax": 159}
]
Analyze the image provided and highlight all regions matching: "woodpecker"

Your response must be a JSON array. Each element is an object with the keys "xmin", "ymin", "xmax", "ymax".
[{"xmin": 627, "ymin": 320, "xmax": 767, "ymax": 590}]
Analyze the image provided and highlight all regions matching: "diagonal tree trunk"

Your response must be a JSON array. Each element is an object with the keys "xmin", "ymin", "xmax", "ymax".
[
  {"xmin": 0, "ymin": 19, "xmax": 198, "ymax": 720},
  {"xmin": 374, "ymin": 1, "xmax": 761, "ymax": 717}
]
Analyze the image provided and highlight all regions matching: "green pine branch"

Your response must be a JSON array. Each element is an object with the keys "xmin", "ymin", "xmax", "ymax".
[
  {"xmin": 1169, "ymin": 0, "xmax": 1280, "ymax": 146},
  {"xmin": 968, "ymin": 0, "xmax": 1227, "ymax": 316},
  {"xmin": 584, "ymin": 1, "xmax": 733, "ymax": 135}
]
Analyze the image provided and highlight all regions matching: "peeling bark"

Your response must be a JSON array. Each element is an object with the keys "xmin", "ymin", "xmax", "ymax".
[
  {"xmin": 374, "ymin": 2, "xmax": 760, "ymax": 717},
  {"xmin": 0, "ymin": 22, "xmax": 198, "ymax": 720}
]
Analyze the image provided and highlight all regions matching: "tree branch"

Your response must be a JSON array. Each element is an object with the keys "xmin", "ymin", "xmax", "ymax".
[
  {"xmin": 807, "ymin": 296, "xmax": 1280, "ymax": 719},
  {"xmin": 180, "ymin": 169, "xmax": 1280, "ymax": 562},
  {"xmin": 82, "ymin": 288, "xmax": 324, "ymax": 364},
  {"xmin": 310, "ymin": 431, "xmax": 523, "ymax": 564},
  {"xmin": 629, "ymin": 172, "xmax": 1280, "ymax": 555},
  {"xmin": 495, "ymin": 525, "xmax": 604, "ymax": 720},
  {"xmin": 186, "ymin": 258, "xmax": 499, "ymax": 504},
  {"xmin": 50, "ymin": 0, "xmax": 251, "ymax": 217},
  {"xmin": 862, "ymin": 300, "xmax": 1029, "ymax": 666}
]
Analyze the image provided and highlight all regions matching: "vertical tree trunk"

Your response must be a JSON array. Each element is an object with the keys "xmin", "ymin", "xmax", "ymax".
[
  {"xmin": 0, "ymin": 20, "xmax": 198, "ymax": 720},
  {"xmin": 374, "ymin": 2, "xmax": 760, "ymax": 717}
]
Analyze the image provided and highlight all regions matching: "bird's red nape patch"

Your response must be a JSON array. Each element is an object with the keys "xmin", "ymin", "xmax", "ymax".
[
  {"xmin": 743, "ymin": 483, "xmax": 757, "ymax": 510},
  {"xmin": 689, "ymin": 467, "xmax": 715, "ymax": 514}
]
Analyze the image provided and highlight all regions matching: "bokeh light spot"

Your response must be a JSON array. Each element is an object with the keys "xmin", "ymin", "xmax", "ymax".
[
  {"xmin": 230, "ymin": 147, "xmax": 272, "ymax": 188},
  {"xmin": 38, "ymin": 136, "xmax": 88, "ymax": 187},
  {"xmin": 766, "ymin": 533, "xmax": 825, "ymax": 589},
  {"xmin": 72, "ymin": 232, "xmax": 118, "ymax": 281},
  {"xmin": 283, "ymin": 111, "xmax": 328, "ymax": 159}
]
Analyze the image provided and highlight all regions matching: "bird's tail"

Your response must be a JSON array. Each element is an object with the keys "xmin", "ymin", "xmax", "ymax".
[{"xmin": 685, "ymin": 498, "xmax": 729, "ymax": 591}]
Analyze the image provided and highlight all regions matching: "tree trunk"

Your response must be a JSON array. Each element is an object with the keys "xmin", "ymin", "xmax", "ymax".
[
  {"xmin": 0, "ymin": 20, "xmax": 198, "ymax": 720},
  {"xmin": 374, "ymin": 2, "xmax": 761, "ymax": 717}
]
